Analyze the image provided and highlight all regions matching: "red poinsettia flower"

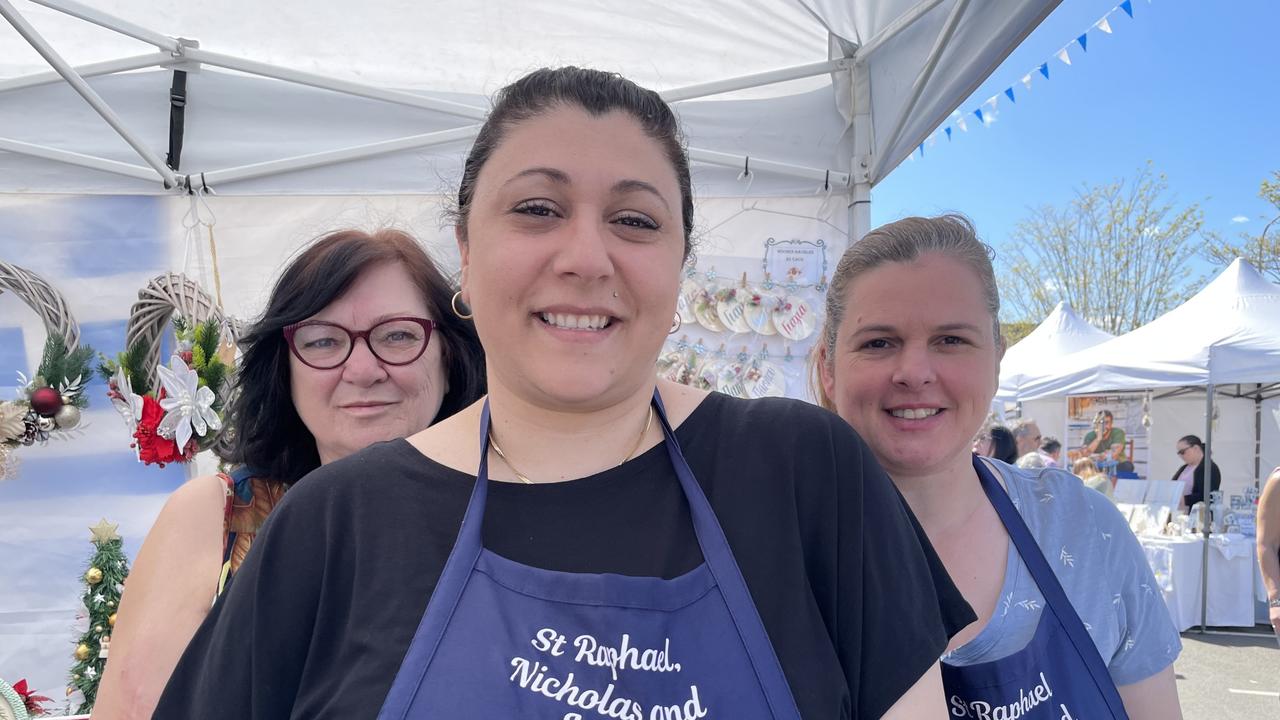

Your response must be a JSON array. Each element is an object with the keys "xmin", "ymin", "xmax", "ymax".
[
  {"xmin": 133, "ymin": 395, "xmax": 197, "ymax": 466},
  {"xmin": 11, "ymin": 679, "xmax": 52, "ymax": 714}
]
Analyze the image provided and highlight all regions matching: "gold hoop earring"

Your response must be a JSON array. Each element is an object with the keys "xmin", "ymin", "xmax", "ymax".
[
  {"xmin": 669, "ymin": 312, "xmax": 681, "ymax": 334},
  {"xmin": 451, "ymin": 291, "xmax": 473, "ymax": 320}
]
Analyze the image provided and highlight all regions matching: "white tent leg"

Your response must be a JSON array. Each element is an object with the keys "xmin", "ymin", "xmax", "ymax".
[
  {"xmin": 850, "ymin": 181, "xmax": 871, "ymax": 242},
  {"xmin": 1200, "ymin": 383, "xmax": 1214, "ymax": 632},
  {"xmin": 0, "ymin": 0, "xmax": 179, "ymax": 188}
]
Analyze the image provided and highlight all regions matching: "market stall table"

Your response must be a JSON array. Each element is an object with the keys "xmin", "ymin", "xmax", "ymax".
[{"xmin": 1139, "ymin": 533, "xmax": 1260, "ymax": 631}]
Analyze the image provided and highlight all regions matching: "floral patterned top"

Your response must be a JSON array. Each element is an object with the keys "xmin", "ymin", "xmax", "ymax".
[{"xmin": 218, "ymin": 468, "xmax": 286, "ymax": 596}]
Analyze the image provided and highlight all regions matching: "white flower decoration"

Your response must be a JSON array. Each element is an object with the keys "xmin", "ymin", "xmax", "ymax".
[
  {"xmin": 0, "ymin": 401, "xmax": 26, "ymax": 442},
  {"xmin": 109, "ymin": 366, "xmax": 144, "ymax": 432},
  {"xmin": 156, "ymin": 355, "xmax": 221, "ymax": 450}
]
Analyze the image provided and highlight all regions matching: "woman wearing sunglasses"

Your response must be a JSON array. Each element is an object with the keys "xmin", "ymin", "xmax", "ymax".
[{"xmin": 94, "ymin": 228, "xmax": 485, "ymax": 719}]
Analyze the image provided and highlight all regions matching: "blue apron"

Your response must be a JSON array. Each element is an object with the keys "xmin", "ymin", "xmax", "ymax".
[
  {"xmin": 941, "ymin": 457, "xmax": 1129, "ymax": 720},
  {"xmin": 377, "ymin": 392, "xmax": 802, "ymax": 719}
]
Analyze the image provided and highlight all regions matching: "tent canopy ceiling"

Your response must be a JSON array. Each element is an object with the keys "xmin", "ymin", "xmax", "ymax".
[
  {"xmin": 1016, "ymin": 259, "xmax": 1280, "ymax": 400},
  {"xmin": 0, "ymin": 0, "xmax": 1060, "ymax": 195}
]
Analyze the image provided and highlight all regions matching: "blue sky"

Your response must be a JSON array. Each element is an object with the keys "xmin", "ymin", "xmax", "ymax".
[{"xmin": 872, "ymin": 0, "xmax": 1276, "ymax": 319}]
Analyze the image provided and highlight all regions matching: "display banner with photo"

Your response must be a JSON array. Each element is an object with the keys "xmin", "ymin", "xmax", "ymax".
[{"xmin": 1065, "ymin": 393, "xmax": 1149, "ymax": 479}]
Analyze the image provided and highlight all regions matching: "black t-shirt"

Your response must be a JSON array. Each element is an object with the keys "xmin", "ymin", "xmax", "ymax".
[{"xmin": 156, "ymin": 393, "xmax": 974, "ymax": 719}]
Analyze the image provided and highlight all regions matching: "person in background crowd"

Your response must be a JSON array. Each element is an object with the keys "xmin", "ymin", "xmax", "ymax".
[
  {"xmin": 1015, "ymin": 452, "xmax": 1046, "ymax": 470},
  {"xmin": 1256, "ymin": 466, "xmax": 1280, "ymax": 645},
  {"xmin": 94, "ymin": 229, "xmax": 486, "ymax": 720},
  {"xmin": 1083, "ymin": 410, "xmax": 1128, "ymax": 465},
  {"xmin": 987, "ymin": 425, "xmax": 1019, "ymax": 465},
  {"xmin": 154, "ymin": 66, "xmax": 972, "ymax": 719},
  {"xmin": 814, "ymin": 213, "xmax": 1182, "ymax": 718},
  {"xmin": 1073, "ymin": 456, "xmax": 1114, "ymax": 500},
  {"xmin": 1010, "ymin": 417, "xmax": 1042, "ymax": 460},
  {"xmin": 1039, "ymin": 436, "xmax": 1062, "ymax": 468},
  {"xmin": 1171, "ymin": 434, "xmax": 1221, "ymax": 512}
]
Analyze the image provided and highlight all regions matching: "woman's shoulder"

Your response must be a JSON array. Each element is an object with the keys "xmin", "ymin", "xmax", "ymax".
[
  {"xmin": 283, "ymin": 439, "xmax": 443, "ymax": 505},
  {"xmin": 161, "ymin": 472, "xmax": 234, "ymax": 520},
  {"xmin": 996, "ymin": 461, "xmax": 1122, "ymax": 529},
  {"xmin": 692, "ymin": 391, "xmax": 856, "ymax": 442}
]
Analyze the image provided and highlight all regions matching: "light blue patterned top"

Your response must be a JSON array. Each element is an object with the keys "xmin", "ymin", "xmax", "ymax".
[{"xmin": 943, "ymin": 460, "xmax": 1182, "ymax": 686}]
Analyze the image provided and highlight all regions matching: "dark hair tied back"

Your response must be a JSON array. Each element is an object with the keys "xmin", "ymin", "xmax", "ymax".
[{"xmin": 452, "ymin": 67, "xmax": 694, "ymax": 260}]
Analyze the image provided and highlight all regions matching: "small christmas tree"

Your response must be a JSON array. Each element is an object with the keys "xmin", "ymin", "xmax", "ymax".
[{"xmin": 67, "ymin": 519, "xmax": 130, "ymax": 714}]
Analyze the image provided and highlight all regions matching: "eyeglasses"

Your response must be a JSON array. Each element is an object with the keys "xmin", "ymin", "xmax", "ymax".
[
  {"xmin": 283, "ymin": 317, "xmax": 437, "ymax": 370},
  {"xmin": 1176, "ymin": 446, "xmax": 1192, "ymax": 457}
]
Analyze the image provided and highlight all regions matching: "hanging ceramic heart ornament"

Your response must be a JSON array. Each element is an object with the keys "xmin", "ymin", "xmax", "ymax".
[
  {"xmin": 773, "ymin": 295, "xmax": 816, "ymax": 341},
  {"xmin": 744, "ymin": 358, "xmax": 786, "ymax": 398},
  {"xmin": 675, "ymin": 276, "xmax": 701, "ymax": 328},
  {"xmin": 743, "ymin": 288, "xmax": 779, "ymax": 336},
  {"xmin": 714, "ymin": 287, "xmax": 752, "ymax": 334},
  {"xmin": 716, "ymin": 348, "xmax": 752, "ymax": 397},
  {"xmin": 692, "ymin": 285, "xmax": 726, "ymax": 332}
]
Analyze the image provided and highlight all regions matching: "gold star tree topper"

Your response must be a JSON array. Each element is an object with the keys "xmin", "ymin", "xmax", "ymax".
[{"xmin": 89, "ymin": 518, "xmax": 121, "ymax": 543}]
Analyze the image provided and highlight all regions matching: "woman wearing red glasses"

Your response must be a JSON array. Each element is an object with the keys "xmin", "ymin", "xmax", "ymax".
[{"xmin": 94, "ymin": 228, "xmax": 485, "ymax": 720}]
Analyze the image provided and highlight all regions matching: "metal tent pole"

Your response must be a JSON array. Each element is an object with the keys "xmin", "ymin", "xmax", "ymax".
[
  {"xmin": 31, "ymin": 0, "xmax": 182, "ymax": 52},
  {"xmin": 0, "ymin": 52, "xmax": 174, "ymax": 93},
  {"xmin": 1200, "ymin": 383, "xmax": 1215, "ymax": 632},
  {"xmin": 867, "ymin": 0, "xmax": 971, "ymax": 182},
  {"xmin": 0, "ymin": 0, "xmax": 179, "ymax": 188},
  {"xmin": 661, "ymin": 58, "xmax": 851, "ymax": 103}
]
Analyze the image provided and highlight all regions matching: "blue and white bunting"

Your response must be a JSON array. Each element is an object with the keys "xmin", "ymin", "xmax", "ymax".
[{"xmin": 918, "ymin": 0, "xmax": 1144, "ymax": 164}]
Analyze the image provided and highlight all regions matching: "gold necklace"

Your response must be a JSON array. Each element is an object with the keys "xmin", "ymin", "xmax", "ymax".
[{"xmin": 488, "ymin": 406, "xmax": 655, "ymax": 485}]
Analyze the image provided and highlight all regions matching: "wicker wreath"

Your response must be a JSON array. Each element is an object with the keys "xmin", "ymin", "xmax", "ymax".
[
  {"xmin": 125, "ymin": 272, "xmax": 238, "ymax": 392},
  {"xmin": 0, "ymin": 260, "xmax": 81, "ymax": 353},
  {"xmin": 0, "ymin": 261, "xmax": 93, "ymax": 478}
]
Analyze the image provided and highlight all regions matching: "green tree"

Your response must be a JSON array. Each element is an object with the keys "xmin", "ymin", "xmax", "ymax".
[
  {"xmin": 1203, "ymin": 171, "xmax": 1280, "ymax": 282},
  {"xmin": 1000, "ymin": 321, "xmax": 1038, "ymax": 348},
  {"xmin": 67, "ymin": 519, "xmax": 130, "ymax": 714},
  {"xmin": 999, "ymin": 164, "xmax": 1209, "ymax": 334}
]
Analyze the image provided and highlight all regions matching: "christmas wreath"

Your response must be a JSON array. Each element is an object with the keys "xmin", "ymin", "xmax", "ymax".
[
  {"xmin": 0, "ymin": 261, "xmax": 94, "ymax": 480},
  {"xmin": 98, "ymin": 273, "xmax": 235, "ymax": 467}
]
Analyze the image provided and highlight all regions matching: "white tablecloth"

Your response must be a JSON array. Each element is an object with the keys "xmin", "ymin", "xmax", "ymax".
[{"xmin": 1138, "ymin": 534, "xmax": 1259, "ymax": 631}]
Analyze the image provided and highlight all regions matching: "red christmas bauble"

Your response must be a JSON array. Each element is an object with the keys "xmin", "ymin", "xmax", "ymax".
[{"xmin": 30, "ymin": 386, "xmax": 64, "ymax": 416}]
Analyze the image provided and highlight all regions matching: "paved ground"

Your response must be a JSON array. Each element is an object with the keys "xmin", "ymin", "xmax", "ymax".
[{"xmin": 1175, "ymin": 628, "xmax": 1279, "ymax": 719}]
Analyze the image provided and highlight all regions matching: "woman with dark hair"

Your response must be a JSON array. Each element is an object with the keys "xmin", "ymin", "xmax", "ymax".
[
  {"xmin": 987, "ymin": 425, "xmax": 1019, "ymax": 465},
  {"xmin": 155, "ymin": 67, "xmax": 973, "ymax": 719},
  {"xmin": 94, "ymin": 228, "xmax": 484, "ymax": 720},
  {"xmin": 1171, "ymin": 434, "xmax": 1222, "ymax": 511}
]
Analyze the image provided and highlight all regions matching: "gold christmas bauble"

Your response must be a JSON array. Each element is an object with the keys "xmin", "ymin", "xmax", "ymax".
[
  {"xmin": 85, "ymin": 567, "xmax": 103, "ymax": 584},
  {"xmin": 75, "ymin": 643, "xmax": 91, "ymax": 660},
  {"xmin": 107, "ymin": 599, "xmax": 116, "ymax": 608},
  {"xmin": 108, "ymin": 613, "xmax": 117, "ymax": 627}
]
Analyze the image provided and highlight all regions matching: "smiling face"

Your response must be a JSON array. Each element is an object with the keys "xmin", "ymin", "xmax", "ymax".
[
  {"xmin": 457, "ymin": 104, "xmax": 685, "ymax": 411},
  {"xmin": 819, "ymin": 253, "xmax": 1002, "ymax": 478},
  {"xmin": 289, "ymin": 261, "xmax": 447, "ymax": 463}
]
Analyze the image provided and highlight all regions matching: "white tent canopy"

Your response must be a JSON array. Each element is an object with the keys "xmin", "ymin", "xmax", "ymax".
[
  {"xmin": 1, "ymin": 0, "xmax": 1060, "ymax": 236},
  {"xmin": 998, "ymin": 301, "xmax": 1113, "ymax": 402},
  {"xmin": 1017, "ymin": 259, "xmax": 1280, "ymax": 400}
]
